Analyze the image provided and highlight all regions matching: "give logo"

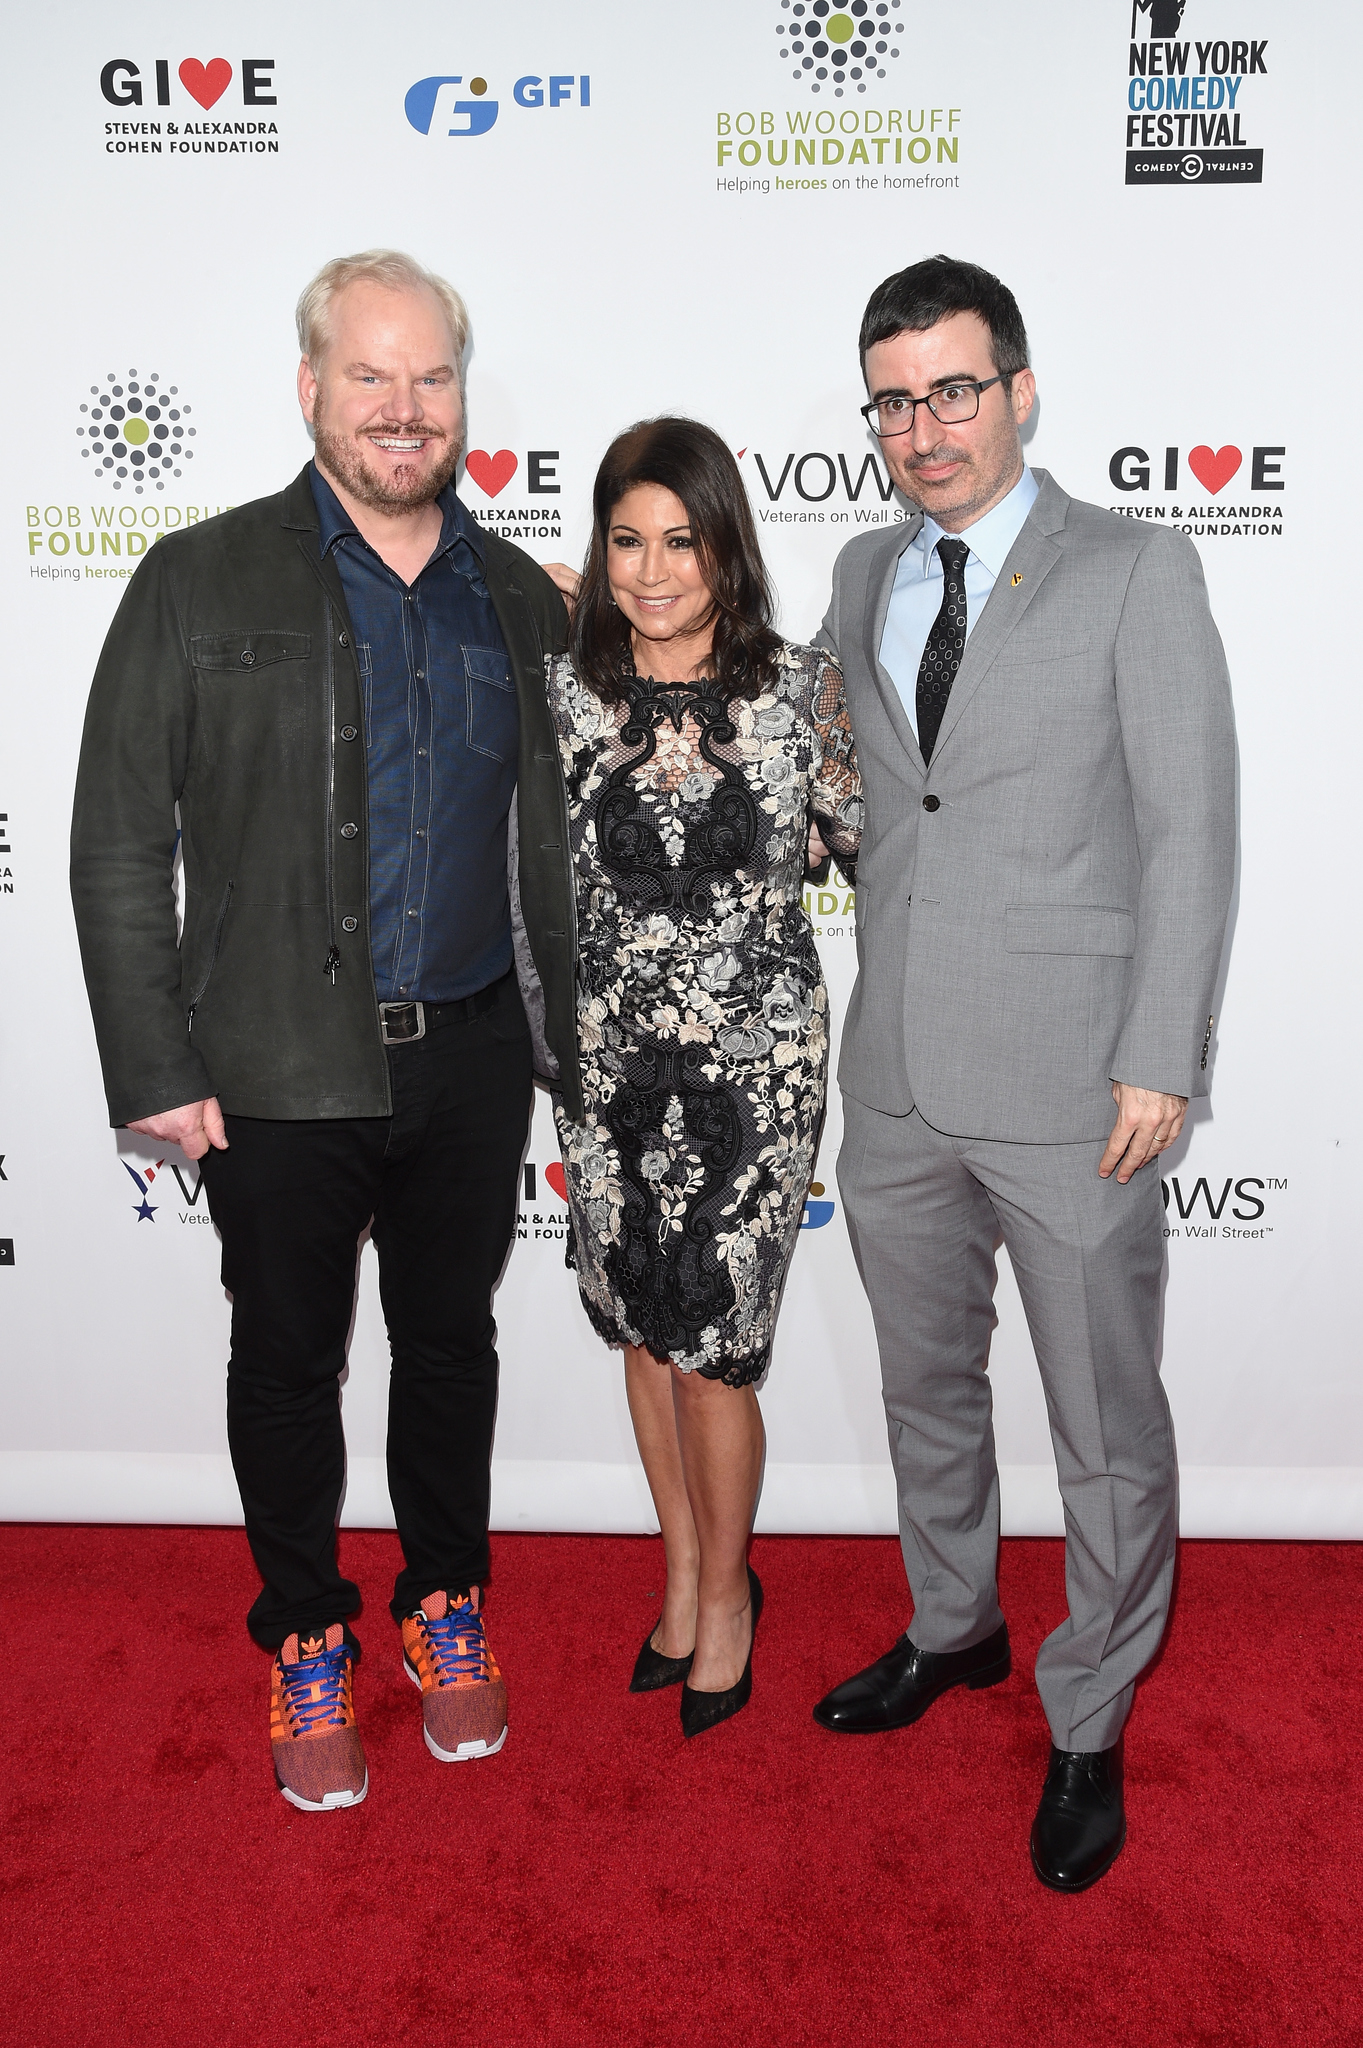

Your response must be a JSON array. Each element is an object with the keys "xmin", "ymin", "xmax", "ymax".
[
  {"xmin": 100, "ymin": 56, "xmax": 277, "ymax": 108},
  {"xmin": 1186, "ymin": 444, "xmax": 1240, "ymax": 494},
  {"xmin": 464, "ymin": 449, "xmax": 518, "ymax": 497},
  {"xmin": 179, "ymin": 58, "xmax": 232, "ymax": 108},
  {"xmin": 462, "ymin": 448, "xmax": 562, "ymax": 499},
  {"xmin": 1109, "ymin": 442, "xmax": 1285, "ymax": 494}
]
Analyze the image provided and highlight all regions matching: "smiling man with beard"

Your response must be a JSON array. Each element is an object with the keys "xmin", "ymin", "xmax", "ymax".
[{"xmin": 71, "ymin": 250, "xmax": 582, "ymax": 1811}]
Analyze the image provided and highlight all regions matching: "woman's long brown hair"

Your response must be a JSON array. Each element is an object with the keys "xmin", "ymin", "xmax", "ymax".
[{"xmin": 569, "ymin": 416, "xmax": 782, "ymax": 705}]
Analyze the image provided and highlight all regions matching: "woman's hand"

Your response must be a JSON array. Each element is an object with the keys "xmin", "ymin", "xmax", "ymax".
[
  {"xmin": 542, "ymin": 561, "xmax": 583, "ymax": 612},
  {"xmin": 808, "ymin": 822, "xmax": 830, "ymax": 868}
]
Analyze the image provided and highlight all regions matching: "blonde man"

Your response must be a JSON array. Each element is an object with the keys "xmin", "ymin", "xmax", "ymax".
[{"xmin": 72, "ymin": 251, "xmax": 582, "ymax": 1810}]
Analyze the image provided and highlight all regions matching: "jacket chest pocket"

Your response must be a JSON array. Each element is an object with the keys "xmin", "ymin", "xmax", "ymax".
[
  {"xmin": 465, "ymin": 645, "xmax": 518, "ymax": 763},
  {"xmin": 190, "ymin": 630, "xmax": 312, "ymax": 674}
]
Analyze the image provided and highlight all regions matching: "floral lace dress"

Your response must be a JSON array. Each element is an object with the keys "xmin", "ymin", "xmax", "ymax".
[{"xmin": 548, "ymin": 641, "xmax": 863, "ymax": 1387}]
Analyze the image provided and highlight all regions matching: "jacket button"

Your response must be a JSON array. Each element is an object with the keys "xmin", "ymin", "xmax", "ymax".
[
  {"xmin": 340, "ymin": 821, "xmax": 358, "ymax": 839},
  {"xmin": 239, "ymin": 649, "xmax": 256, "ymax": 667},
  {"xmin": 922, "ymin": 794, "xmax": 940, "ymax": 812},
  {"xmin": 338, "ymin": 632, "xmax": 350, "ymax": 648},
  {"xmin": 340, "ymin": 724, "xmax": 358, "ymax": 742},
  {"xmin": 341, "ymin": 916, "xmax": 358, "ymax": 933}
]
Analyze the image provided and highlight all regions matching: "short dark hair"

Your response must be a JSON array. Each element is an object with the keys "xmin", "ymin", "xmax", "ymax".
[
  {"xmin": 858, "ymin": 254, "xmax": 1029, "ymax": 384},
  {"xmin": 571, "ymin": 417, "xmax": 782, "ymax": 706}
]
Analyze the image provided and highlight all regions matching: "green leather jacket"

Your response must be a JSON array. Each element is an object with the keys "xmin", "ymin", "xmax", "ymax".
[{"xmin": 70, "ymin": 465, "xmax": 583, "ymax": 1125}]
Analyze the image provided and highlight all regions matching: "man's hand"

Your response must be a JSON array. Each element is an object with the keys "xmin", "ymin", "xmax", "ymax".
[
  {"xmin": 1099, "ymin": 1083, "xmax": 1186, "ymax": 1183},
  {"xmin": 126, "ymin": 1097, "xmax": 228, "ymax": 1162},
  {"xmin": 541, "ymin": 561, "xmax": 583, "ymax": 611}
]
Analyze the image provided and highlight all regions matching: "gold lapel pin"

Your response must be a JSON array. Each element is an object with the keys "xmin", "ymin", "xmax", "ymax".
[{"xmin": 1011, "ymin": 572, "xmax": 1024, "ymax": 586}]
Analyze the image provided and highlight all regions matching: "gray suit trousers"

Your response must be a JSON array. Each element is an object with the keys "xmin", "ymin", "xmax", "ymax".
[{"xmin": 839, "ymin": 1099, "xmax": 1177, "ymax": 1752}]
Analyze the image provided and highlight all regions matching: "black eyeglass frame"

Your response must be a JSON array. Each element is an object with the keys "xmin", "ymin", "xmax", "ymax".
[{"xmin": 859, "ymin": 376, "xmax": 1004, "ymax": 439}]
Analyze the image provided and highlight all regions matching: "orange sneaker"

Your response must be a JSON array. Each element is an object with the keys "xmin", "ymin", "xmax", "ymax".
[
  {"xmin": 269, "ymin": 1624, "xmax": 368, "ymax": 1811},
  {"xmin": 402, "ymin": 1589, "xmax": 508, "ymax": 1762}
]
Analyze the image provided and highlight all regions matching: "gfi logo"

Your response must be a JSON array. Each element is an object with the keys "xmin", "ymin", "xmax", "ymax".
[
  {"xmin": 802, "ymin": 1181, "xmax": 836, "ymax": 1229},
  {"xmin": 405, "ymin": 73, "xmax": 591, "ymax": 137}
]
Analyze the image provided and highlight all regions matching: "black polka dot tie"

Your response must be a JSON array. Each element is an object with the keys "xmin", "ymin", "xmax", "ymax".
[{"xmin": 915, "ymin": 537, "xmax": 970, "ymax": 765}]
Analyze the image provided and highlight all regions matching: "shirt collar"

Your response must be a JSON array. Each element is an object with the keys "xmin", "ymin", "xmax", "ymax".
[
  {"xmin": 309, "ymin": 460, "xmax": 485, "ymax": 568},
  {"xmin": 917, "ymin": 465, "xmax": 1039, "ymax": 578}
]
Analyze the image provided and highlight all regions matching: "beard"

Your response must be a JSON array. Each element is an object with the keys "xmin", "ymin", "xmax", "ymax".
[
  {"xmin": 313, "ymin": 406, "xmax": 462, "ymax": 515},
  {"xmin": 892, "ymin": 433, "xmax": 1019, "ymax": 530}
]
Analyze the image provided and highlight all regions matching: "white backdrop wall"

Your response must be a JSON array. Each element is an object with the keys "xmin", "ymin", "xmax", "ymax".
[{"xmin": 2, "ymin": 1, "xmax": 1359, "ymax": 1537}]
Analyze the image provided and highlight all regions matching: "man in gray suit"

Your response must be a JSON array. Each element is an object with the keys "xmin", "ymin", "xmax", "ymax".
[{"xmin": 810, "ymin": 255, "xmax": 1235, "ymax": 1890}]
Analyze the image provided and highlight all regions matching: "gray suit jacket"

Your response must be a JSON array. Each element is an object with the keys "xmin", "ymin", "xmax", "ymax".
[{"xmin": 819, "ymin": 469, "xmax": 1235, "ymax": 1142}]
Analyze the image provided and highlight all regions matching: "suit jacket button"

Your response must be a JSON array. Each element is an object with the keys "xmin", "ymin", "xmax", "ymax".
[
  {"xmin": 922, "ymin": 794, "xmax": 940, "ymax": 812},
  {"xmin": 339, "ymin": 632, "xmax": 350, "ymax": 648},
  {"xmin": 341, "ymin": 916, "xmax": 358, "ymax": 933},
  {"xmin": 340, "ymin": 724, "xmax": 358, "ymax": 742},
  {"xmin": 340, "ymin": 821, "xmax": 358, "ymax": 838}
]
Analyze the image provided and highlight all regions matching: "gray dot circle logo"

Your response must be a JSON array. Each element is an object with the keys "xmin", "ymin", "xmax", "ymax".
[
  {"xmin": 76, "ymin": 370, "xmax": 197, "ymax": 495},
  {"xmin": 775, "ymin": 0, "xmax": 903, "ymax": 97}
]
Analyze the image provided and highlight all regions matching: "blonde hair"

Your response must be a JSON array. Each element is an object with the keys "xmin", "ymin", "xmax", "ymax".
[{"xmin": 295, "ymin": 249, "xmax": 469, "ymax": 374}]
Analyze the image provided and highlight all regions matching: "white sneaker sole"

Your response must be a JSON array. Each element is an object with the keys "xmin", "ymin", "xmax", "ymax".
[
  {"xmin": 278, "ymin": 1767, "xmax": 369, "ymax": 1812},
  {"xmin": 405, "ymin": 1653, "xmax": 508, "ymax": 1762}
]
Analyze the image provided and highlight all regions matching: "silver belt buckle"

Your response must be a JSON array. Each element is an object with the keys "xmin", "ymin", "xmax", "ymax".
[{"xmin": 378, "ymin": 999, "xmax": 426, "ymax": 1045}]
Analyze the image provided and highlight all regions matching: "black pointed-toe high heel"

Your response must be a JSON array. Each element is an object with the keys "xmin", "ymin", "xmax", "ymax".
[
  {"xmin": 680, "ymin": 1565, "xmax": 763, "ymax": 1738},
  {"xmin": 629, "ymin": 1627, "xmax": 695, "ymax": 1692}
]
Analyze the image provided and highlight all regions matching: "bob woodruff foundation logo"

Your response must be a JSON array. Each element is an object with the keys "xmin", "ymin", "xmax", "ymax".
[
  {"xmin": 76, "ymin": 370, "xmax": 197, "ymax": 494},
  {"xmin": 774, "ymin": 0, "xmax": 904, "ymax": 97}
]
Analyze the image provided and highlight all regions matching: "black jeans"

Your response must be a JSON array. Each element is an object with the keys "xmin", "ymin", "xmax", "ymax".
[{"xmin": 201, "ymin": 971, "xmax": 532, "ymax": 1649}]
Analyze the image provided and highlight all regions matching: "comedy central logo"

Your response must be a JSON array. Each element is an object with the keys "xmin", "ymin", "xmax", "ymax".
[
  {"xmin": 77, "ymin": 370, "xmax": 196, "ymax": 495},
  {"xmin": 775, "ymin": 0, "xmax": 903, "ymax": 97},
  {"xmin": 405, "ymin": 72, "xmax": 591, "ymax": 137}
]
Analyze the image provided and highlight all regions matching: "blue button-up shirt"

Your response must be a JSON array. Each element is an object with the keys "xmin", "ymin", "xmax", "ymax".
[
  {"xmin": 312, "ymin": 465, "xmax": 518, "ymax": 1004},
  {"xmin": 879, "ymin": 466, "xmax": 1039, "ymax": 739}
]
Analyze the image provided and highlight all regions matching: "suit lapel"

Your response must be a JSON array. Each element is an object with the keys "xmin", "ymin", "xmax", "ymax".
[
  {"xmin": 926, "ymin": 474, "xmax": 1066, "ymax": 766},
  {"xmin": 861, "ymin": 514, "xmax": 926, "ymax": 775}
]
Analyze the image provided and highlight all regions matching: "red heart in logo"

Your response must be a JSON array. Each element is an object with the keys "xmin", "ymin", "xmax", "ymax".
[
  {"xmin": 1186, "ymin": 445, "xmax": 1242, "ymax": 495},
  {"xmin": 464, "ymin": 449, "xmax": 518, "ymax": 498},
  {"xmin": 544, "ymin": 1161, "xmax": 568, "ymax": 1203},
  {"xmin": 179, "ymin": 58, "xmax": 233, "ymax": 109}
]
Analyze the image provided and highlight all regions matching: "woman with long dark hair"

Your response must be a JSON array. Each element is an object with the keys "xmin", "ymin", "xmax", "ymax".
[{"xmin": 543, "ymin": 417, "xmax": 862, "ymax": 1735}]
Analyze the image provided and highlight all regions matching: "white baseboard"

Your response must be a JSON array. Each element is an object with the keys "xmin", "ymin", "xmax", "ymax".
[{"xmin": 1, "ymin": 1452, "xmax": 1362, "ymax": 1538}]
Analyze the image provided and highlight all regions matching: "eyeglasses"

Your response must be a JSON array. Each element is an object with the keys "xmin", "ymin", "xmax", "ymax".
[{"xmin": 859, "ymin": 377, "xmax": 1004, "ymax": 439}]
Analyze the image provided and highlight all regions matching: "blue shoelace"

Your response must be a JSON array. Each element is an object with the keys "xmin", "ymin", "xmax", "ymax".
[
  {"xmin": 279, "ymin": 1641, "xmax": 351, "ymax": 1735},
  {"xmin": 421, "ymin": 1602, "xmax": 489, "ymax": 1686}
]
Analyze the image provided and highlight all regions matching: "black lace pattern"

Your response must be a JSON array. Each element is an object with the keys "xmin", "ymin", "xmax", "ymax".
[{"xmin": 549, "ymin": 643, "xmax": 862, "ymax": 1386}]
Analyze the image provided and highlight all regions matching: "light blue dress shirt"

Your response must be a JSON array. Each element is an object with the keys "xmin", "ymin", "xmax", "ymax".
[{"xmin": 879, "ymin": 466, "xmax": 1039, "ymax": 740}]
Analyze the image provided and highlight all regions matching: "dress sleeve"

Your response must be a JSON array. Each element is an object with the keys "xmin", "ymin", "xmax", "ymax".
[{"xmin": 807, "ymin": 649, "xmax": 863, "ymax": 878}]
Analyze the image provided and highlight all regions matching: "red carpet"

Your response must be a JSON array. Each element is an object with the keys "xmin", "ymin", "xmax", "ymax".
[{"xmin": 2, "ymin": 1527, "xmax": 1359, "ymax": 2046}]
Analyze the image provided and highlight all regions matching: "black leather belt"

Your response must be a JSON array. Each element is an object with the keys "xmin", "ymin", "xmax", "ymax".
[{"xmin": 377, "ymin": 975, "xmax": 505, "ymax": 1046}]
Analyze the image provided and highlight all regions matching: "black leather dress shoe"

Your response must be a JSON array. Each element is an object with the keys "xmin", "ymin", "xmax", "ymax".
[
  {"xmin": 812, "ymin": 1622, "xmax": 1010, "ymax": 1733},
  {"xmin": 1030, "ymin": 1746, "xmax": 1126, "ymax": 1891}
]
